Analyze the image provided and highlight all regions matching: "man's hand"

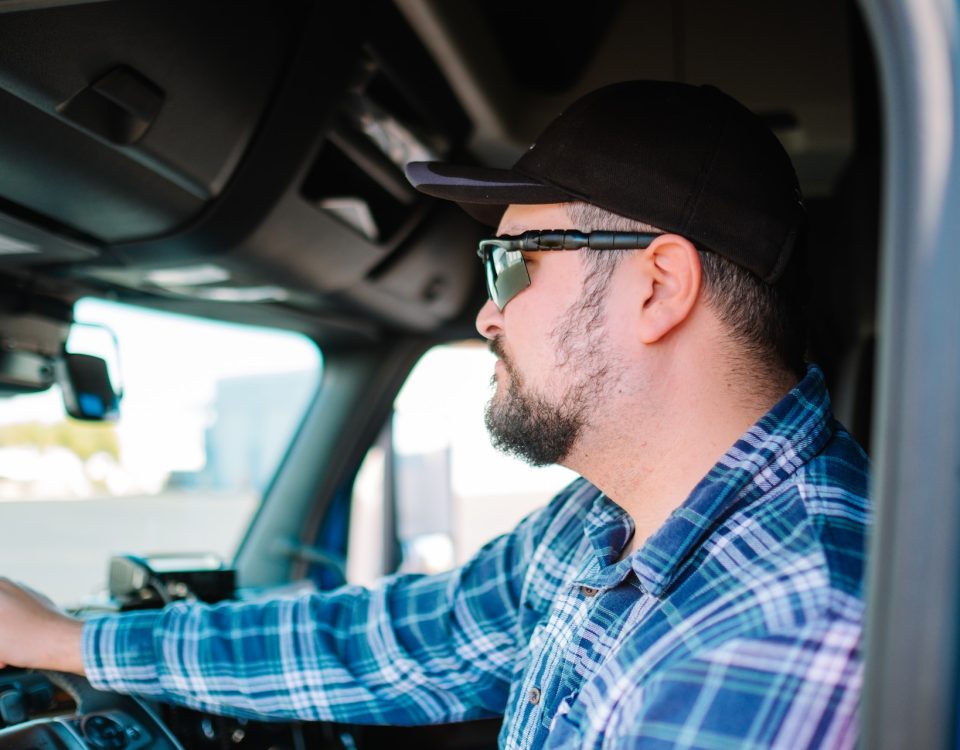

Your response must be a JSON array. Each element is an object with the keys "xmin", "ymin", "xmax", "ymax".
[{"xmin": 0, "ymin": 578, "xmax": 84, "ymax": 674}]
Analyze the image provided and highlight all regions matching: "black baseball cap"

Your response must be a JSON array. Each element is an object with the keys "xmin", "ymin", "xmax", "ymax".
[{"xmin": 405, "ymin": 80, "xmax": 805, "ymax": 284}]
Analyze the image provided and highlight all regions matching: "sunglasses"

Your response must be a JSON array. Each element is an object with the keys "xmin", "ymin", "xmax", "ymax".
[{"xmin": 477, "ymin": 230, "xmax": 661, "ymax": 310}]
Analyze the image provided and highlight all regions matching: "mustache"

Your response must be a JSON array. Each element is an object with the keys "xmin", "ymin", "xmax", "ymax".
[{"xmin": 489, "ymin": 336, "xmax": 518, "ymax": 381}]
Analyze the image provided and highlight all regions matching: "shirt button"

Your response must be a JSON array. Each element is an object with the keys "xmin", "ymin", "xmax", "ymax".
[
  {"xmin": 579, "ymin": 585, "xmax": 598, "ymax": 597},
  {"xmin": 528, "ymin": 687, "xmax": 542, "ymax": 705}
]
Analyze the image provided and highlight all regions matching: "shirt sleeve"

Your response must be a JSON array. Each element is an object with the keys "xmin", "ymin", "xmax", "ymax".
[
  {"xmin": 601, "ymin": 617, "xmax": 862, "ymax": 750},
  {"xmin": 81, "ymin": 496, "xmax": 557, "ymax": 725}
]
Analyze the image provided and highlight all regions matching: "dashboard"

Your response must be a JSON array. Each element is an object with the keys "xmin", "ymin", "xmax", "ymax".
[
  {"xmin": 0, "ymin": 557, "xmax": 357, "ymax": 750},
  {"xmin": 0, "ymin": 667, "xmax": 359, "ymax": 750},
  {"xmin": 0, "ymin": 670, "xmax": 182, "ymax": 750}
]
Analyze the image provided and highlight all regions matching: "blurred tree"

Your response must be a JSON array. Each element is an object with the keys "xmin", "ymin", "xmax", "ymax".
[{"xmin": 0, "ymin": 420, "xmax": 120, "ymax": 462}]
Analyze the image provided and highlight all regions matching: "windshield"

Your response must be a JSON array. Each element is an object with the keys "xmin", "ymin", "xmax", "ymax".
[{"xmin": 0, "ymin": 299, "xmax": 321, "ymax": 607}]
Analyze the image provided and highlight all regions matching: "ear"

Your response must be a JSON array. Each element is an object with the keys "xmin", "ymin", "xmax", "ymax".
[{"xmin": 634, "ymin": 234, "xmax": 702, "ymax": 344}]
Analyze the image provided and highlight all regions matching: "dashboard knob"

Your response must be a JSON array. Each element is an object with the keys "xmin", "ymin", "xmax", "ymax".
[{"xmin": 82, "ymin": 714, "xmax": 129, "ymax": 749}]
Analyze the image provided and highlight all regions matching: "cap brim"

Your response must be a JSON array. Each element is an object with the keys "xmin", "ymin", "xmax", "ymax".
[{"xmin": 405, "ymin": 161, "xmax": 572, "ymax": 228}]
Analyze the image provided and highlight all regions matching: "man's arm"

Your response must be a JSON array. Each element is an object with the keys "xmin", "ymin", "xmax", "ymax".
[
  {"xmin": 0, "ymin": 578, "xmax": 84, "ymax": 673},
  {"xmin": 9, "ymin": 485, "xmax": 565, "ymax": 725},
  {"xmin": 82, "ymin": 562, "xmax": 522, "ymax": 724}
]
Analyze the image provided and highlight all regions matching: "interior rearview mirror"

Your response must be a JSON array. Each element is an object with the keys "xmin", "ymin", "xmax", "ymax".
[
  {"xmin": 57, "ymin": 351, "xmax": 120, "ymax": 421},
  {"xmin": 0, "ymin": 315, "xmax": 123, "ymax": 421}
]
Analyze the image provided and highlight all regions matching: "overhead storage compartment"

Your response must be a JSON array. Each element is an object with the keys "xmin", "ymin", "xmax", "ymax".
[
  {"xmin": 0, "ymin": 0, "xmax": 477, "ymax": 335},
  {"xmin": 0, "ymin": 0, "xmax": 300, "ymax": 244}
]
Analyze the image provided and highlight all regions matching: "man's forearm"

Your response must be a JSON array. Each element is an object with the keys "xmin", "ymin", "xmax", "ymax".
[
  {"xmin": 0, "ymin": 578, "xmax": 85, "ymax": 674},
  {"xmin": 82, "ymin": 578, "xmax": 514, "ymax": 724}
]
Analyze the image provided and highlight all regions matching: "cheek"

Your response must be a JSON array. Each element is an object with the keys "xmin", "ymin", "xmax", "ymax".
[
  {"xmin": 502, "ymin": 259, "xmax": 585, "ymax": 383},
  {"xmin": 504, "ymin": 304, "xmax": 572, "ymax": 390},
  {"xmin": 596, "ymin": 285, "xmax": 641, "ymax": 359}
]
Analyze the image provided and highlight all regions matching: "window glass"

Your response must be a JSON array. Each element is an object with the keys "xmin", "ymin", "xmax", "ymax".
[
  {"xmin": 0, "ymin": 298, "xmax": 321, "ymax": 606},
  {"xmin": 347, "ymin": 341, "xmax": 576, "ymax": 585}
]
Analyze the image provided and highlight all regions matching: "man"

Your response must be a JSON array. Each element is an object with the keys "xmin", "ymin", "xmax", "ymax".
[{"xmin": 0, "ymin": 81, "xmax": 868, "ymax": 748}]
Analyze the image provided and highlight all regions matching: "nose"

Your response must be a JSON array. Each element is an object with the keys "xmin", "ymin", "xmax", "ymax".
[{"xmin": 475, "ymin": 297, "xmax": 504, "ymax": 340}]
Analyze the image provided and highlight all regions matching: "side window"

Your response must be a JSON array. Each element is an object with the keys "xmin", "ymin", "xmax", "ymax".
[
  {"xmin": 0, "ymin": 298, "xmax": 321, "ymax": 606},
  {"xmin": 347, "ymin": 341, "xmax": 576, "ymax": 585}
]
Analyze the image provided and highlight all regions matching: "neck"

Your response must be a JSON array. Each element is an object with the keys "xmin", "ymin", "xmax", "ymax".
[{"xmin": 564, "ymin": 354, "xmax": 797, "ymax": 556}]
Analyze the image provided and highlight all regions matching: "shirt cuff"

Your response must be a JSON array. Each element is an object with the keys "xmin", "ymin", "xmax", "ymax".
[{"xmin": 82, "ymin": 611, "xmax": 164, "ymax": 693}]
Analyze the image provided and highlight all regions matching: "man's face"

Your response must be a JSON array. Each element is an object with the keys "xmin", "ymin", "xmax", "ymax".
[{"xmin": 475, "ymin": 204, "xmax": 628, "ymax": 467}]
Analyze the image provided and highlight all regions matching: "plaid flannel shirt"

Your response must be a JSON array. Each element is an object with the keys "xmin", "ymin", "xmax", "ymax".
[{"xmin": 83, "ymin": 365, "xmax": 870, "ymax": 749}]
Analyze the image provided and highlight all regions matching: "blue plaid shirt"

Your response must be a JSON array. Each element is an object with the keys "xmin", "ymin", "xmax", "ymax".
[{"xmin": 83, "ymin": 366, "xmax": 869, "ymax": 749}]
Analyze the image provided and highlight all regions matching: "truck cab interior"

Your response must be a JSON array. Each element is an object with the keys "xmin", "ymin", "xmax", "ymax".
[{"xmin": 0, "ymin": 1, "xmax": 956, "ymax": 748}]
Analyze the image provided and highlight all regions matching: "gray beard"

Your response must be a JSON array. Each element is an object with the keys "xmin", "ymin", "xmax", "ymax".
[
  {"xmin": 483, "ymin": 259, "xmax": 625, "ymax": 467},
  {"xmin": 483, "ymin": 337, "xmax": 585, "ymax": 467}
]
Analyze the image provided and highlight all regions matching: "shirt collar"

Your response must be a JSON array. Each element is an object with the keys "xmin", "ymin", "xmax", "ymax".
[{"xmin": 580, "ymin": 365, "xmax": 835, "ymax": 597}]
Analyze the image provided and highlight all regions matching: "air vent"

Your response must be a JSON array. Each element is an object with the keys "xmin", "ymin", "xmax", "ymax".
[
  {"xmin": 300, "ymin": 60, "xmax": 443, "ymax": 245},
  {"xmin": 301, "ymin": 135, "xmax": 416, "ymax": 244},
  {"xmin": 301, "ymin": 17, "xmax": 469, "ymax": 247}
]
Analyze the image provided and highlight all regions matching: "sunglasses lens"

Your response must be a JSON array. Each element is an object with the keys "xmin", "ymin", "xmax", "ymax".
[{"xmin": 483, "ymin": 246, "xmax": 530, "ymax": 310}]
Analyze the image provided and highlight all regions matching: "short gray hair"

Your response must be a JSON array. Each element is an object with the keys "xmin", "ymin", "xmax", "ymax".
[{"xmin": 563, "ymin": 201, "xmax": 805, "ymax": 379}]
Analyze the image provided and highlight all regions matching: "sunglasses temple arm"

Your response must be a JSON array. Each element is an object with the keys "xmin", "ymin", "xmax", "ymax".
[
  {"xmin": 503, "ymin": 230, "xmax": 663, "ymax": 251},
  {"xmin": 515, "ymin": 230, "xmax": 588, "ymax": 249},
  {"xmin": 586, "ymin": 232, "xmax": 661, "ymax": 249}
]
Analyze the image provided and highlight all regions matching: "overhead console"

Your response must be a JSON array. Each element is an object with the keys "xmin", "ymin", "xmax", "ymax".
[
  {"xmin": 0, "ymin": 0, "xmax": 479, "ymax": 337},
  {"xmin": 0, "ymin": 0, "xmax": 295, "ymax": 246}
]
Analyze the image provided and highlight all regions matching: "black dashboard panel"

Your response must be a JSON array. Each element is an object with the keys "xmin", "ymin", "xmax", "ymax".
[
  {"xmin": 0, "ymin": 0, "xmax": 301, "ymax": 243},
  {"xmin": 0, "ymin": 0, "xmax": 479, "ymax": 337}
]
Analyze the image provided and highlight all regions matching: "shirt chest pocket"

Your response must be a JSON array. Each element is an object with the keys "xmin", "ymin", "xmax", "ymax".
[{"xmin": 545, "ymin": 694, "xmax": 585, "ymax": 749}]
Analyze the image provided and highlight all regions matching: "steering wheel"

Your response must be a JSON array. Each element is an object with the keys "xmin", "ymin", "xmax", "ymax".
[{"xmin": 0, "ymin": 671, "xmax": 183, "ymax": 749}]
